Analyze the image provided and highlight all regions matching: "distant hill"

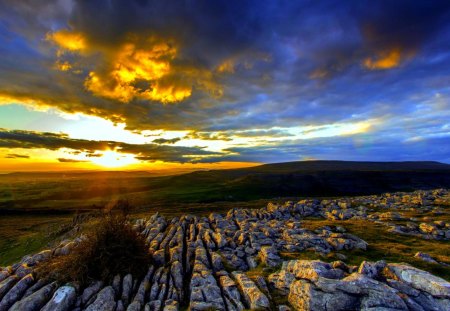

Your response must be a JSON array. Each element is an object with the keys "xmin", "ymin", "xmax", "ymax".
[
  {"xmin": 241, "ymin": 160, "xmax": 450, "ymax": 173},
  {"xmin": 161, "ymin": 160, "xmax": 450, "ymax": 201},
  {"xmin": 1, "ymin": 160, "xmax": 450, "ymax": 212}
]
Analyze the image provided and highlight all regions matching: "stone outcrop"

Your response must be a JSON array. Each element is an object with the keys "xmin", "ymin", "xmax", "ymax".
[
  {"xmin": 1, "ymin": 189, "xmax": 449, "ymax": 310},
  {"xmin": 270, "ymin": 259, "xmax": 450, "ymax": 311}
]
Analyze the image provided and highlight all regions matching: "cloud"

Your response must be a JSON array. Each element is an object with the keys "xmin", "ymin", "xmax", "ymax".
[
  {"xmin": 5, "ymin": 153, "xmax": 29, "ymax": 159},
  {"xmin": 152, "ymin": 137, "xmax": 181, "ymax": 144},
  {"xmin": 47, "ymin": 30, "xmax": 86, "ymax": 52},
  {"xmin": 0, "ymin": 0, "xmax": 450, "ymax": 165},
  {"xmin": 363, "ymin": 48, "xmax": 403, "ymax": 70},
  {"xmin": 46, "ymin": 25, "xmax": 224, "ymax": 104},
  {"xmin": 0, "ymin": 128, "xmax": 218, "ymax": 163},
  {"xmin": 57, "ymin": 158, "xmax": 87, "ymax": 163}
]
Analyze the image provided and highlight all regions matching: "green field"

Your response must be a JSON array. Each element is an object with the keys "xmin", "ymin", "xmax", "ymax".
[
  {"xmin": 2, "ymin": 160, "xmax": 450, "ymax": 213},
  {"xmin": 1, "ymin": 160, "xmax": 450, "ymax": 267}
]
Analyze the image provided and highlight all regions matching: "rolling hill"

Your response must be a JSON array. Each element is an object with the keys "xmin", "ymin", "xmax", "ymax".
[{"xmin": 1, "ymin": 160, "xmax": 450, "ymax": 212}]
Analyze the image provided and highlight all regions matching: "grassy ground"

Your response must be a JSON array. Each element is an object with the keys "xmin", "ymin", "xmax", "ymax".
[
  {"xmin": 0, "ymin": 214, "xmax": 72, "ymax": 266},
  {"xmin": 286, "ymin": 218, "xmax": 450, "ymax": 280},
  {"xmin": 0, "ymin": 198, "xmax": 295, "ymax": 266}
]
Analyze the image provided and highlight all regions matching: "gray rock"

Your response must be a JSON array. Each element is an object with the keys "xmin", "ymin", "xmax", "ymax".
[
  {"xmin": 112, "ymin": 274, "xmax": 122, "ymax": 297},
  {"xmin": 414, "ymin": 252, "xmax": 439, "ymax": 264},
  {"xmin": 285, "ymin": 260, "xmax": 342, "ymax": 281},
  {"xmin": 232, "ymin": 271, "xmax": 270, "ymax": 309},
  {"xmin": 9, "ymin": 282, "xmax": 58, "ymax": 311},
  {"xmin": 259, "ymin": 246, "xmax": 282, "ymax": 267},
  {"xmin": 358, "ymin": 260, "xmax": 386, "ymax": 278},
  {"xmin": 85, "ymin": 286, "xmax": 116, "ymax": 311},
  {"xmin": 41, "ymin": 285, "xmax": 77, "ymax": 311},
  {"xmin": 386, "ymin": 263, "xmax": 450, "ymax": 298},
  {"xmin": 0, "ymin": 273, "xmax": 34, "ymax": 311},
  {"xmin": 147, "ymin": 300, "xmax": 162, "ymax": 311},
  {"xmin": 219, "ymin": 274, "xmax": 245, "ymax": 311},
  {"xmin": 80, "ymin": 280, "xmax": 104, "ymax": 307},
  {"xmin": 0, "ymin": 271, "xmax": 10, "ymax": 283},
  {"xmin": 116, "ymin": 300, "xmax": 125, "ymax": 311},
  {"xmin": 288, "ymin": 279, "xmax": 358, "ymax": 311},
  {"xmin": 127, "ymin": 301, "xmax": 142, "ymax": 311},
  {"xmin": 163, "ymin": 299, "xmax": 178, "ymax": 311},
  {"xmin": 121, "ymin": 273, "xmax": 133, "ymax": 306},
  {"xmin": 0, "ymin": 275, "xmax": 19, "ymax": 300},
  {"xmin": 134, "ymin": 267, "xmax": 154, "ymax": 306}
]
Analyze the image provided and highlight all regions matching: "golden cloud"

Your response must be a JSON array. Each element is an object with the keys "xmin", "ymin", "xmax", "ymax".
[
  {"xmin": 47, "ymin": 30, "xmax": 223, "ymax": 104},
  {"xmin": 46, "ymin": 30, "xmax": 86, "ymax": 52},
  {"xmin": 55, "ymin": 61, "xmax": 72, "ymax": 71},
  {"xmin": 363, "ymin": 47, "xmax": 403, "ymax": 70}
]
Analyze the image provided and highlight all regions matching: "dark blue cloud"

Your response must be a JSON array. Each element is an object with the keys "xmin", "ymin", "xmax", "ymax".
[{"xmin": 0, "ymin": 0, "xmax": 449, "ymax": 163}]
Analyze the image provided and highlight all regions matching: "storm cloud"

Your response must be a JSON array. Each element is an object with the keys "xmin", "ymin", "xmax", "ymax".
[{"xmin": 0, "ymin": 1, "xmax": 450, "ymax": 163}]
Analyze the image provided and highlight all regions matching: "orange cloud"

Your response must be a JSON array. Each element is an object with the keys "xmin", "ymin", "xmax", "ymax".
[
  {"xmin": 46, "ymin": 30, "xmax": 86, "ymax": 52},
  {"xmin": 47, "ymin": 30, "xmax": 223, "ymax": 104},
  {"xmin": 55, "ymin": 61, "xmax": 72, "ymax": 71},
  {"xmin": 363, "ymin": 48, "xmax": 403, "ymax": 70},
  {"xmin": 84, "ymin": 40, "xmax": 196, "ymax": 103}
]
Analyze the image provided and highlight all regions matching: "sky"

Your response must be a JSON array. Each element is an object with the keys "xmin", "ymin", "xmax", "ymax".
[{"xmin": 0, "ymin": 0, "xmax": 450, "ymax": 171}]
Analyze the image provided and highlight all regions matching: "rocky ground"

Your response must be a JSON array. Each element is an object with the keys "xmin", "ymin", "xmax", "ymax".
[{"xmin": 1, "ymin": 189, "xmax": 450, "ymax": 310}]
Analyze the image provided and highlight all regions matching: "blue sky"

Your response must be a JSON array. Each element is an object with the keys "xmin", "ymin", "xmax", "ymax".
[{"xmin": 0, "ymin": 0, "xmax": 450, "ymax": 170}]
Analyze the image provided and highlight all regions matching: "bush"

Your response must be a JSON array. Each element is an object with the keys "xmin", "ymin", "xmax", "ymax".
[{"xmin": 36, "ymin": 210, "xmax": 151, "ymax": 285}]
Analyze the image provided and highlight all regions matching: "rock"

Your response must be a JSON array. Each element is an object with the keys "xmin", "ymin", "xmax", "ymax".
[
  {"xmin": 0, "ymin": 275, "xmax": 19, "ymax": 300},
  {"xmin": 85, "ymin": 286, "xmax": 116, "ymax": 311},
  {"xmin": 126, "ymin": 301, "xmax": 142, "ymax": 311},
  {"xmin": 80, "ymin": 280, "xmax": 104, "ymax": 307},
  {"xmin": 259, "ymin": 246, "xmax": 282, "ymax": 267},
  {"xmin": 41, "ymin": 285, "xmax": 77, "ymax": 311},
  {"xmin": 121, "ymin": 273, "xmax": 133, "ymax": 305},
  {"xmin": 15, "ymin": 264, "xmax": 33, "ymax": 278},
  {"xmin": 26, "ymin": 250, "xmax": 52, "ymax": 266},
  {"xmin": 153, "ymin": 249, "xmax": 166, "ymax": 265},
  {"xmin": 147, "ymin": 300, "xmax": 162, "ymax": 311},
  {"xmin": 133, "ymin": 267, "xmax": 154, "ymax": 306},
  {"xmin": 285, "ymin": 260, "xmax": 343, "ymax": 281},
  {"xmin": 414, "ymin": 252, "xmax": 439, "ymax": 264},
  {"xmin": 232, "ymin": 271, "xmax": 270, "ymax": 309},
  {"xmin": 386, "ymin": 263, "xmax": 450, "ymax": 298},
  {"xmin": 288, "ymin": 279, "xmax": 358, "ymax": 311},
  {"xmin": 379, "ymin": 211, "xmax": 403, "ymax": 221},
  {"xmin": 21, "ymin": 281, "xmax": 45, "ymax": 300},
  {"xmin": 9, "ymin": 282, "xmax": 58, "ymax": 311},
  {"xmin": 112, "ymin": 274, "xmax": 121, "ymax": 296},
  {"xmin": 0, "ymin": 273, "xmax": 34, "ymax": 311},
  {"xmin": 219, "ymin": 274, "xmax": 245, "ymax": 311},
  {"xmin": 0, "ymin": 271, "xmax": 10, "ymax": 283},
  {"xmin": 163, "ymin": 299, "xmax": 178, "ymax": 311},
  {"xmin": 358, "ymin": 260, "xmax": 386, "ymax": 278},
  {"xmin": 419, "ymin": 223, "xmax": 438, "ymax": 234},
  {"xmin": 116, "ymin": 300, "xmax": 125, "ymax": 311}
]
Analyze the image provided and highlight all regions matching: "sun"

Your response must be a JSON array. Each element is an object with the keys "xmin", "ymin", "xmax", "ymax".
[{"xmin": 90, "ymin": 150, "xmax": 138, "ymax": 168}]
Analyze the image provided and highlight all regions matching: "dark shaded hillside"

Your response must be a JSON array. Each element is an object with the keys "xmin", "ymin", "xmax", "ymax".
[
  {"xmin": 161, "ymin": 161, "xmax": 450, "ymax": 201},
  {"xmin": 241, "ymin": 160, "xmax": 450, "ymax": 173},
  {"xmin": 1, "ymin": 160, "xmax": 450, "ymax": 212}
]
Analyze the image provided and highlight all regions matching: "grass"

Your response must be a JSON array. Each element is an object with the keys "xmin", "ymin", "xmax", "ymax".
[
  {"xmin": 291, "ymin": 218, "xmax": 450, "ymax": 280},
  {"xmin": 0, "ymin": 214, "xmax": 71, "ymax": 266},
  {"xmin": 36, "ymin": 211, "xmax": 151, "ymax": 286}
]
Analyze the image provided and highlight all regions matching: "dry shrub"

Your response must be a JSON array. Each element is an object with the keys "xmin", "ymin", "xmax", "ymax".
[{"xmin": 36, "ymin": 209, "xmax": 151, "ymax": 285}]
